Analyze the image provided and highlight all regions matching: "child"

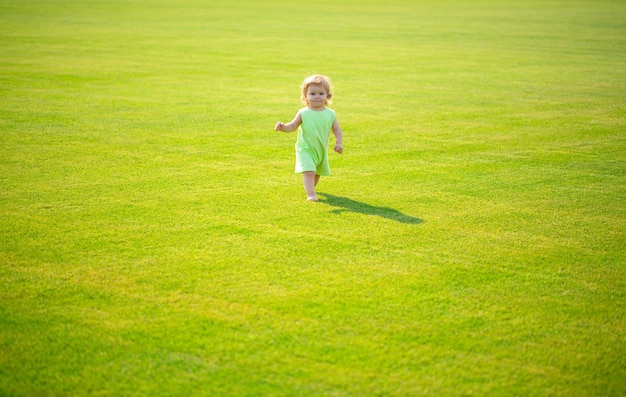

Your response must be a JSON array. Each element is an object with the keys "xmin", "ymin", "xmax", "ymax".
[{"xmin": 275, "ymin": 74, "xmax": 343, "ymax": 201}]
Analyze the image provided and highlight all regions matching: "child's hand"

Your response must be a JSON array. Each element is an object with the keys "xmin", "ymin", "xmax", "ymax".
[
  {"xmin": 274, "ymin": 122, "xmax": 284, "ymax": 131},
  {"xmin": 334, "ymin": 144, "xmax": 343, "ymax": 154}
]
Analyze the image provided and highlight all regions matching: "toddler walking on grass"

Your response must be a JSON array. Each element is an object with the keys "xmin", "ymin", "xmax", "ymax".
[{"xmin": 275, "ymin": 74, "xmax": 343, "ymax": 201}]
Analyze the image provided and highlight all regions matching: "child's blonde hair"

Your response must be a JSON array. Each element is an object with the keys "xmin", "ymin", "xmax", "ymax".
[{"xmin": 301, "ymin": 74, "xmax": 333, "ymax": 105}]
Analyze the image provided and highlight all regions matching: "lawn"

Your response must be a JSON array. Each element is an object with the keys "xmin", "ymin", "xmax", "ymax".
[{"xmin": 1, "ymin": 0, "xmax": 625, "ymax": 395}]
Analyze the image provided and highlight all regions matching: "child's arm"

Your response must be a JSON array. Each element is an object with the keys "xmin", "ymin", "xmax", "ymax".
[
  {"xmin": 332, "ymin": 118, "xmax": 343, "ymax": 154},
  {"xmin": 275, "ymin": 112, "xmax": 302, "ymax": 132}
]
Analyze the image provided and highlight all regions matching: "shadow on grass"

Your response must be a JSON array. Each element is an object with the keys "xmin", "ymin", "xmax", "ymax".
[{"xmin": 318, "ymin": 193, "xmax": 423, "ymax": 224}]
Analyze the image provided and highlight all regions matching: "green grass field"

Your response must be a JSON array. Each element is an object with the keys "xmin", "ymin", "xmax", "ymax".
[{"xmin": 1, "ymin": 0, "xmax": 625, "ymax": 395}]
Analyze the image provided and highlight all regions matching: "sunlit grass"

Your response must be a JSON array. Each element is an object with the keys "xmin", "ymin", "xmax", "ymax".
[{"xmin": 1, "ymin": 0, "xmax": 625, "ymax": 395}]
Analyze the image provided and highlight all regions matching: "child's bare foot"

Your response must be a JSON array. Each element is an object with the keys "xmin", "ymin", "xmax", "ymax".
[{"xmin": 307, "ymin": 195, "xmax": 319, "ymax": 202}]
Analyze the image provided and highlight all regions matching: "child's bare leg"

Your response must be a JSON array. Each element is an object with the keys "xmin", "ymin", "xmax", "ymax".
[
  {"xmin": 303, "ymin": 172, "xmax": 318, "ymax": 201},
  {"xmin": 314, "ymin": 174, "xmax": 320, "ymax": 187}
]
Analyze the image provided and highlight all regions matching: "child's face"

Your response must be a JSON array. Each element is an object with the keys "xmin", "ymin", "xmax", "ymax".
[{"xmin": 305, "ymin": 84, "xmax": 328, "ymax": 109}]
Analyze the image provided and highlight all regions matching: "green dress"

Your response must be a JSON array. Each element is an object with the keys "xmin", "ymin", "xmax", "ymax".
[{"xmin": 295, "ymin": 107, "xmax": 336, "ymax": 176}]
